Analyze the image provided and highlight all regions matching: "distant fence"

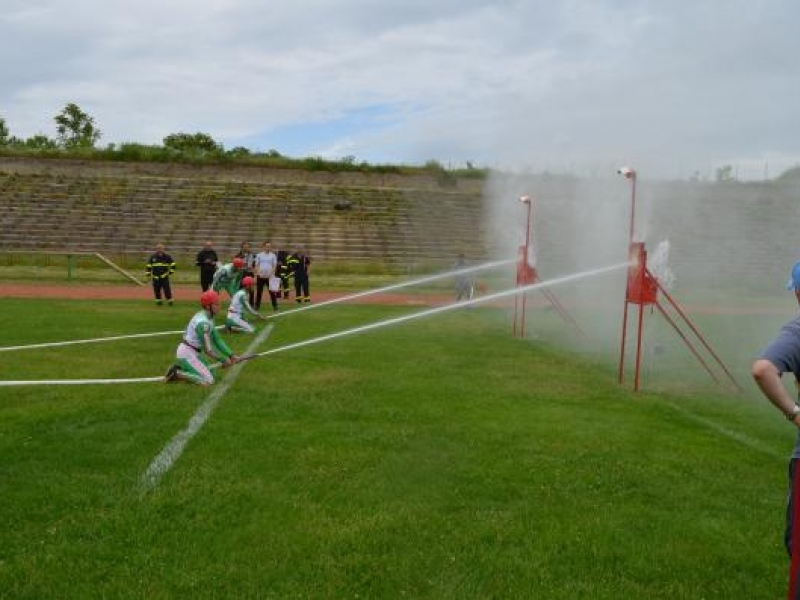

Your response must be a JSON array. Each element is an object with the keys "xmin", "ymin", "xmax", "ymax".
[{"xmin": 0, "ymin": 251, "xmax": 146, "ymax": 284}]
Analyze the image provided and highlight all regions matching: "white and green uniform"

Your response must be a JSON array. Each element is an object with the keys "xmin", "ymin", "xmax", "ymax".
[
  {"xmin": 174, "ymin": 309, "xmax": 234, "ymax": 385},
  {"xmin": 211, "ymin": 263, "xmax": 243, "ymax": 298},
  {"xmin": 226, "ymin": 289, "xmax": 259, "ymax": 333}
]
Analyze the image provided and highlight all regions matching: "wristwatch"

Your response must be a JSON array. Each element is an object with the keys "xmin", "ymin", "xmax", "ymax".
[{"xmin": 787, "ymin": 404, "xmax": 800, "ymax": 421}]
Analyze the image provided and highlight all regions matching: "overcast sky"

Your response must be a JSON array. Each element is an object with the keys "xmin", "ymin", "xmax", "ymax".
[{"xmin": 1, "ymin": 0, "xmax": 798, "ymax": 180}]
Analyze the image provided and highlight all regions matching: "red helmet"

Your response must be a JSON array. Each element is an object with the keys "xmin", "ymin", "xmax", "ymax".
[
  {"xmin": 233, "ymin": 257, "xmax": 245, "ymax": 269},
  {"xmin": 241, "ymin": 276, "xmax": 254, "ymax": 288},
  {"xmin": 200, "ymin": 289, "xmax": 220, "ymax": 308}
]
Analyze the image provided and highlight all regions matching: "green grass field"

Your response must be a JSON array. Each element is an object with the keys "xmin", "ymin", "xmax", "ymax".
[{"xmin": 0, "ymin": 296, "xmax": 794, "ymax": 598}]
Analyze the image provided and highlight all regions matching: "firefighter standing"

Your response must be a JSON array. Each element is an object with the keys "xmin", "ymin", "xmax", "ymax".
[
  {"xmin": 276, "ymin": 248, "xmax": 292, "ymax": 300},
  {"xmin": 146, "ymin": 243, "xmax": 177, "ymax": 306},
  {"xmin": 288, "ymin": 248, "xmax": 312, "ymax": 304}
]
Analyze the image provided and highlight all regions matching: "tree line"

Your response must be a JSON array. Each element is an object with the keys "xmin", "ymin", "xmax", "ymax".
[
  {"xmin": 0, "ymin": 103, "xmax": 240, "ymax": 156},
  {"xmin": 0, "ymin": 102, "xmax": 489, "ymax": 180},
  {"xmin": 4, "ymin": 103, "xmax": 794, "ymax": 182}
]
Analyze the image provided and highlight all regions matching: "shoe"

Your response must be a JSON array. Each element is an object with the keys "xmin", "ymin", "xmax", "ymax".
[{"xmin": 164, "ymin": 364, "xmax": 179, "ymax": 383}]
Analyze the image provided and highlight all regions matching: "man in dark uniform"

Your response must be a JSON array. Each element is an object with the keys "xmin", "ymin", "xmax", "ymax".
[
  {"xmin": 195, "ymin": 240, "xmax": 218, "ymax": 291},
  {"xmin": 146, "ymin": 243, "xmax": 177, "ymax": 306},
  {"xmin": 275, "ymin": 248, "xmax": 292, "ymax": 300},
  {"xmin": 288, "ymin": 248, "xmax": 311, "ymax": 304}
]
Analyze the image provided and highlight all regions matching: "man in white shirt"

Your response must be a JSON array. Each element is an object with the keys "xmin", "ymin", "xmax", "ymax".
[{"xmin": 254, "ymin": 241, "xmax": 279, "ymax": 310}]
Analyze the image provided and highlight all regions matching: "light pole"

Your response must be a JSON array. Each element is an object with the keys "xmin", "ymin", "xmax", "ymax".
[
  {"xmin": 617, "ymin": 166, "xmax": 637, "ymax": 244},
  {"xmin": 616, "ymin": 166, "xmax": 640, "ymax": 386}
]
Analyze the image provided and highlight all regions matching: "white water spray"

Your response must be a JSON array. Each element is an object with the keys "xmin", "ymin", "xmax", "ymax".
[
  {"xmin": 0, "ymin": 261, "xmax": 628, "ymax": 386},
  {"xmin": 0, "ymin": 260, "xmax": 513, "ymax": 353},
  {"xmin": 648, "ymin": 240, "xmax": 675, "ymax": 291},
  {"xmin": 240, "ymin": 261, "xmax": 629, "ymax": 362},
  {"xmin": 264, "ymin": 257, "xmax": 515, "ymax": 319}
]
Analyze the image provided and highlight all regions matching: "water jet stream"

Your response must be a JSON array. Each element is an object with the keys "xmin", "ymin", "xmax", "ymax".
[
  {"xmin": 265, "ymin": 258, "xmax": 516, "ymax": 318},
  {"xmin": 239, "ymin": 261, "xmax": 629, "ymax": 363}
]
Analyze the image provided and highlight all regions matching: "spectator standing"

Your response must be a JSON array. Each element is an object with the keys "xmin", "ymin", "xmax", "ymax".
[
  {"xmin": 454, "ymin": 253, "xmax": 473, "ymax": 302},
  {"xmin": 163, "ymin": 290, "xmax": 240, "ymax": 386},
  {"xmin": 254, "ymin": 241, "xmax": 278, "ymax": 311},
  {"xmin": 195, "ymin": 241, "xmax": 219, "ymax": 291},
  {"xmin": 288, "ymin": 248, "xmax": 312, "ymax": 304},
  {"xmin": 145, "ymin": 243, "xmax": 176, "ymax": 306}
]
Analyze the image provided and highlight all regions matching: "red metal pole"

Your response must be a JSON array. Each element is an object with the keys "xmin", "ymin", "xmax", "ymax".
[
  {"xmin": 651, "ymin": 271, "xmax": 742, "ymax": 391},
  {"xmin": 619, "ymin": 170, "xmax": 637, "ymax": 386},
  {"xmin": 652, "ymin": 301, "xmax": 720, "ymax": 384},
  {"xmin": 633, "ymin": 301, "xmax": 645, "ymax": 391},
  {"xmin": 513, "ymin": 295, "xmax": 519, "ymax": 337},
  {"xmin": 520, "ymin": 200, "xmax": 531, "ymax": 338},
  {"xmin": 618, "ymin": 302, "xmax": 629, "ymax": 384}
]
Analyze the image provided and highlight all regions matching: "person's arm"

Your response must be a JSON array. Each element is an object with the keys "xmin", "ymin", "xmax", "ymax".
[
  {"xmin": 197, "ymin": 321, "xmax": 237, "ymax": 364},
  {"xmin": 242, "ymin": 295, "xmax": 264, "ymax": 319},
  {"xmin": 211, "ymin": 266, "xmax": 225, "ymax": 286},
  {"xmin": 752, "ymin": 358, "xmax": 800, "ymax": 423},
  {"xmin": 208, "ymin": 327, "xmax": 239, "ymax": 364}
]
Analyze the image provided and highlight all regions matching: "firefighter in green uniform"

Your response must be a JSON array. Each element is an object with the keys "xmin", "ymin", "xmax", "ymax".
[
  {"xmin": 211, "ymin": 257, "xmax": 245, "ymax": 299},
  {"xmin": 145, "ymin": 243, "xmax": 176, "ymax": 306}
]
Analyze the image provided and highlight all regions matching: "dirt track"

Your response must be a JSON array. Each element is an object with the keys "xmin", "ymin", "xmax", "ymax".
[{"xmin": 0, "ymin": 282, "xmax": 792, "ymax": 315}]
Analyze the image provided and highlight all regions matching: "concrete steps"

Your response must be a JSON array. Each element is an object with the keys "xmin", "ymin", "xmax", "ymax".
[{"xmin": 0, "ymin": 169, "xmax": 487, "ymax": 268}]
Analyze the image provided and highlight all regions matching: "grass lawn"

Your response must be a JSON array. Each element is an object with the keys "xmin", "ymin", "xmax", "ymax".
[{"xmin": 0, "ymin": 297, "xmax": 792, "ymax": 598}]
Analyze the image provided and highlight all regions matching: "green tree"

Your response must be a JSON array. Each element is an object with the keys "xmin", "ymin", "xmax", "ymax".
[
  {"xmin": 226, "ymin": 146, "xmax": 251, "ymax": 158},
  {"xmin": 24, "ymin": 134, "xmax": 58, "ymax": 149},
  {"xmin": 0, "ymin": 115, "xmax": 9, "ymax": 146},
  {"xmin": 163, "ymin": 132, "xmax": 222, "ymax": 153},
  {"xmin": 54, "ymin": 103, "xmax": 101, "ymax": 148}
]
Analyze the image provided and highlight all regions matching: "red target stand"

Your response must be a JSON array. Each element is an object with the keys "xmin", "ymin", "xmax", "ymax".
[
  {"xmin": 616, "ymin": 169, "xmax": 741, "ymax": 392},
  {"xmin": 513, "ymin": 195, "xmax": 585, "ymax": 339}
]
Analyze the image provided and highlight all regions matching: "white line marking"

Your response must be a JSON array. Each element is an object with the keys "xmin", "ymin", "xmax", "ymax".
[
  {"xmin": 0, "ymin": 376, "xmax": 164, "ymax": 386},
  {"xmin": 0, "ymin": 325, "xmax": 226, "ymax": 353},
  {"xmin": 139, "ymin": 324, "xmax": 273, "ymax": 493},
  {"xmin": 663, "ymin": 400, "xmax": 784, "ymax": 459}
]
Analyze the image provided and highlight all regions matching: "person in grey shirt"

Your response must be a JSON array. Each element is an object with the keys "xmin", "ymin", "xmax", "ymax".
[{"xmin": 753, "ymin": 314, "xmax": 800, "ymax": 594}]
